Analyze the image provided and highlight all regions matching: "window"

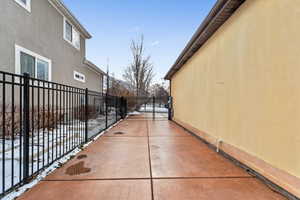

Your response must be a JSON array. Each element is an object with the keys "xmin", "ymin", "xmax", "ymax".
[
  {"xmin": 20, "ymin": 52, "xmax": 35, "ymax": 77},
  {"xmin": 14, "ymin": 0, "xmax": 31, "ymax": 12},
  {"xmin": 37, "ymin": 59, "xmax": 49, "ymax": 80},
  {"xmin": 15, "ymin": 45, "xmax": 52, "ymax": 81},
  {"xmin": 65, "ymin": 20, "xmax": 73, "ymax": 42},
  {"xmin": 74, "ymin": 71, "xmax": 85, "ymax": 83},
  {"xmin": 64, "ymin": 18, "xmax": 80, "ymax": 50}
]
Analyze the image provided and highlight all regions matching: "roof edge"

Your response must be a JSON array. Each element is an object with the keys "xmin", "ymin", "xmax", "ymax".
[
  {"xmin": 84, "ymin": 59, "xmax": 106, "ymax": 75},
  {"xmin": 49, "ymin": 0, "xmax": 92, "ymax": 39},
  {"xmin": 164, "ymin": 0, "xmax": 246, "ymax": 80}
]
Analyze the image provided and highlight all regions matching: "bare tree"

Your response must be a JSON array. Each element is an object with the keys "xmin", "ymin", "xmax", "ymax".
[
  {"xmin": 123, "ymin": 35, "xmax": 154, "ymax": 97},
  {"xmin": 109, "ymin": 74, "xmax": 134, "ymax": 97},
  {"xmin": 151, "ymin": 83, "xmax": 169, "ymax": 97}
]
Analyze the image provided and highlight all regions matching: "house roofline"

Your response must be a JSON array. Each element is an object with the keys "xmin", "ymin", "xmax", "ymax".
[
  {"xmin": 49, "ymin": 0, "xmax": 92, "ymax": 39},
  {"xmin": 164, "ymin": 0, "xmax": 246, "ymax": 80},
  {"xmin": 84, "ymin": 59, "xmax": 106, "ymax": 75}
]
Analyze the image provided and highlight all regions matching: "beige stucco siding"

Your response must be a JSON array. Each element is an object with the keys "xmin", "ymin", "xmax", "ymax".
[
  {"xmin": 83, "ymin": 66, "xmax": 103, "ymax": 92},
  {"xmin": 171, "ymin": 0, "xmax": 300, "ymax": 182}
]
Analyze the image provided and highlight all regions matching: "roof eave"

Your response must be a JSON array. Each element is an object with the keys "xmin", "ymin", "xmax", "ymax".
[
  {"xmin": 49, "ymin": 0, "xmax": 92, "ymax": 39},
  {"xmin": 164, "ymin": 0, "xmax": 246, "ymax": 80},
  {"xmin": 84, "ymin": 59, "xmax": 106, "ymax": 75}
]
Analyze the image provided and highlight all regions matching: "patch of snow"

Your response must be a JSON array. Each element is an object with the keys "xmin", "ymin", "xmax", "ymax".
[
  {"xmin": 2, "ymin": 119, "xmax": 123, "ymax": 200},
  {"xmin": 128, "ymin": 111, "xmax": 141, "ymax": 115},
  {"xmin": 138, "ymin": 104, "xmax": 168, "ymax": 113}
]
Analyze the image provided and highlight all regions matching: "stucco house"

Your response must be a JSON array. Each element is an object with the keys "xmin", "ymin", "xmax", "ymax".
[
  {"xmin": 0, "ymin": 0, "xmax": 105, "ymax": 92},
  {"xmin": 165, "ymin": 0, "xmax": 300, "ymax": 198}
]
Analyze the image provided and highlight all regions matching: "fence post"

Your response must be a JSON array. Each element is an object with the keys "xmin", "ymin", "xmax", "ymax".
[
  {"xmin": 120, "ymin": 97, "xmax": 126, "ymax": 119},
  {"xmin": 124, "ymin": 98, "xmax": 127, "ymax": 117},
  {"xmin": 168, "ymin": 96, "xmax": 172, "ymax": 121},
  {"xmin": 85, "ymin": 88, "xmax": 88, "ymax": 142},
  {"xmin": 152, "ymin": 96, "xmax": 155, "ymax": 120},
  {"xmin": 23, "ymin": 73, "xmax": 30, "ymax": 183},
  {"xmin": 115, "ymin": 97, "xmax": 118, "ymax": 122},
  {"xmin": 105, "ymin": 95, "xmax": 108, "ymax": 129}
]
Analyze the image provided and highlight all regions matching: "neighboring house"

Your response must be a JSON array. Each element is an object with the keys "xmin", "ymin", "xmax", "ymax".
[
  {"xmin": 0, "ymin": 0, "xmax": 105, "ymax": 92},
  {"xmin": 165, "ymin": 0, "xmax": 300, "ymax": 198}
]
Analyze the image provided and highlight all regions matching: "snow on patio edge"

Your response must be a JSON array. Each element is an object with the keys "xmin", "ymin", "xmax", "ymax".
[{"xmin": 2, "ymin": 119, "xmax": 123, "ymax": 200}]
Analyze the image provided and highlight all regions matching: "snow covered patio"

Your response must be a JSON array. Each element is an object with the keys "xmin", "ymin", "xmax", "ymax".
[{"xmin": 17, "ymin": 114, "xmax": 286, "ymax": 200}]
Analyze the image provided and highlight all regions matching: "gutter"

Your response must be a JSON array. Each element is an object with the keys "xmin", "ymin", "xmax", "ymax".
[
  {"xmin": 84, "ymin": 59, "xmax": 106, "ymax": 75},
  {"xmin": 164, "ymin": 0, "xmax": 246, "ymax": 80},
  {"xmin": 49, "ymin": 0, "xmax": 92, "ymax": 39}
]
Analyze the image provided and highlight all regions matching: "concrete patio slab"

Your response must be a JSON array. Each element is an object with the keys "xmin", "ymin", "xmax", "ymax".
[
  {"xmin": 148, "ymin": 120, "xmax": 191, "ymax": 137},
  {"xmin": 46, "ymin": 137, "xmax": 150, "ymax": 180},
  {"xmin": 104, "ymin": 120, "xmax": 148, "ymax": 137},
  {"xmin": 153, "ymin": 178, "xmax": 287, "ymax": 200},
  {"xmin": 19, "ymin": 180, "xmax": 152, "ymax": 200},
  {"xmin": 127, "ymin": 113, "xmax": 168, "ymax": 120},
  {"xmin": 17, "ymin": 115, "xmax": 287, "ymax": 200},
  {"xmin": 150, "ymin": 137, "xmax": 251, "ymax": 178}
]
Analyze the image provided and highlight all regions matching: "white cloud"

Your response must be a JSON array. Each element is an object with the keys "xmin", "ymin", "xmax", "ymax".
[{"xmin": 151, "ymin": 41, "xmax": 160, "ymax": 46}]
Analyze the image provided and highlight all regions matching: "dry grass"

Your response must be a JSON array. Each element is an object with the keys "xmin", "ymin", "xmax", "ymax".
[{"xmin": 0, "ymin": 105, "xmax": 65, "ymax": 139}]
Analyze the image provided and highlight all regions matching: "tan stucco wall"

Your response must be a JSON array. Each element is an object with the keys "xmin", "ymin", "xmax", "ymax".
[{"xmin": 171, "ymin": 0, "xmax": 300, "ymax": 191}]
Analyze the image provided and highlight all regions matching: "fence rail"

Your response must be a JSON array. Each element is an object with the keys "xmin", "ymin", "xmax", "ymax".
[
  {"xmin": 125, "ymin": 96, "xmax": 170, "ymax": 119},
  {"xmin": 0, "ymin": 71, "xmax": 126, "ymax": 197}
]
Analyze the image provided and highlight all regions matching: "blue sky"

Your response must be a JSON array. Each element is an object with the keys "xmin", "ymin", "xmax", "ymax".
[{"xmin": 63, "ymin": 0, "xmax": 216, "ymax": 83}]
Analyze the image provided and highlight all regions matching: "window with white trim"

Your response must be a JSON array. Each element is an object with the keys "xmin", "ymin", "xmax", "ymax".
[
  {"xmin": 74, "ymin": 71, "xmax": 85, "ymax": 83},
  {"xmin": 15, "ymin": 45, "xmax": 51, "ymax": 81},
  {"xmin": 64, "ymin": 18, "xmax": 80, "ymax": 50},
  {"xmin": 14, "ymin": 0, "xmax": 31, "ymax": 12}
]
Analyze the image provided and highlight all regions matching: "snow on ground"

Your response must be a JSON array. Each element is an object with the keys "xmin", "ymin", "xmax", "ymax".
[
  {"xmin": 2, "ymin": 119, "xmax": 123, "ymax": 200},
  {"xmin": 0, "ymin": 111, "xmax": 119, "ymax": 197},
  {"xmin": 128, "ymin": 111, "xmax": 142, "ymax": 115},
  {"xmin": 0, "ymin": 124, "xmax": 81, "ymax": 192},
  {"xmin": 137, "ymin": 104, "xmax": 168, "ymax": 113}
]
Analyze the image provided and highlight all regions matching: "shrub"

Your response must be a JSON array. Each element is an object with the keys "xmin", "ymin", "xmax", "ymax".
[
  {"xmin": 0, "ymin": 105, "xmax": 64, "ymax": 139},
  {"xmin": 74, "ymin": 105, "xmax": 98, "ymax": 121}
]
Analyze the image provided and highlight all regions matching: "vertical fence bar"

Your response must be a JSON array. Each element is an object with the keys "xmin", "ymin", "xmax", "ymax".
[
  {"xmin": 19, "ymin": 76, "xmax": 23, "ymax": 183},
  {"xmin": 85, "ymin": 88, "xmax": 88, "ymax": 142},
  {"xmin": 75, "ymin": 88, "xmax": 78, "ymax": 145},
  {"xmin": 71, "ymin": 88, "xmax": 74, "ymax": 149},
  {"xmin": 125, "ymin": 98, "xmax": 127, "ymax": 118},
  {"xmin": 47, "ymin": 83, "xmax": 50, "ymax": 164},
  {"xmin": 11, "ymin": 76, "xmax": 15, "ymax": 187},
  {"xmin": 59, "ymin": 85, "xmax": 62, "ymax": 157},
  {"xmin": 31, "ymin": 79, "xmax": 34, "ymax": 175},
  {"xmin": 37, "ymin": 80, "xmax": 40, "ymax": 171},
  {"xmin": 51, "ymin": 83, "xmax": 54, "ymax": 163},
  {"xmin": 62, "ymin": 85, "xmax": 65, "ymax": 154},
  {"xmin": 105, "ymin": 95, "xmax": 108, "ymax": 129},
  {"xmin": 168, "ymin": 96, "xmax": 172, "ymax": 121},
  {"xmin": 120, "ymin": 97, "xmax": 123, "ymax": 119},
  {"xmin": 22, "ymin": 73, "xmax": 30, "ymax": 183},
  {"xmin": 2, "ymin": 73, "xmax": 6, "ymax": 193},
  {"xmin": 152, "ymin": 96, "xmax": 155, "ymax": 120},
  {"xmin": 42, "ymin": 81, "xmax": 45, "ymax": 167},
  {"xmin": 115, "ymin": 97, "xmax": 117, "ymax": 122},
  {"xmin": 55, "ymin": 84, "xmax": 58, "ymax": 160},
  {"xmin": 66, "ymin": 87, "xmax": 68, "ymax": 152}
]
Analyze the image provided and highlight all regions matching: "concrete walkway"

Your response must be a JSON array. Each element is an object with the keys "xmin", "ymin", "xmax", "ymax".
[{"xmin": 18, "ymin": 115, "xmax": 286, "ymax": 200}]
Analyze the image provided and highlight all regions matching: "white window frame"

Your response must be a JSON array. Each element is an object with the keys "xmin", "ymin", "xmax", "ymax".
[
  {"xmin": 73, "ymin": 71, "xmax": 86, "ymax": 83},
  {"xmin": 63, "ymin": 17, "xmax": 80, "ymax": 50},
  {"xmin": 14, "ymin": 0, "xmax": 31, "ymax": 12},
  {"xmin": 15, "ymin": 44, "xmax": 52, "ymax": 81}
]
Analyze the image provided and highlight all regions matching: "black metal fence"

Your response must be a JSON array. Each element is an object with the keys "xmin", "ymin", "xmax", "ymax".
[
  {"xmin": 125, "ymin": 96, "xmax": 170, "ymax": 119},
  {"xmin": 0, "ymin": 71, "xmax": 126, "ymax": 197}
]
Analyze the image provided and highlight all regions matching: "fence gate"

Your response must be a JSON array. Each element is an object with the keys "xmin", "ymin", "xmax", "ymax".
[{"xmin": 125, "ymin": 96, "xmax": 170, "ymax": 120}]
